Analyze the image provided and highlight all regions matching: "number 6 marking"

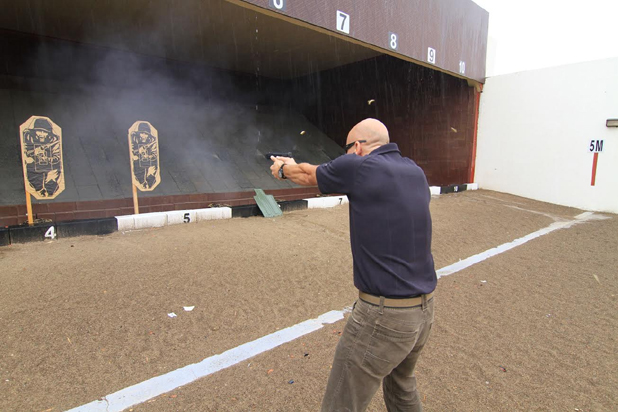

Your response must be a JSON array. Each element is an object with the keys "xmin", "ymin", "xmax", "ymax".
[{"xmin": 389, "ymin": 32, "xmax": 398, "ymax": 50}]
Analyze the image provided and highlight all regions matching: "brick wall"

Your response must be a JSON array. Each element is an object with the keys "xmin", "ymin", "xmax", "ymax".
[
  {"xmin": 0, "ymin": 187, "xmax": 320, "ymax": 227},
  {"xmin": 296, "ymin": 55, "xmax": 477, "ymax": 186}
]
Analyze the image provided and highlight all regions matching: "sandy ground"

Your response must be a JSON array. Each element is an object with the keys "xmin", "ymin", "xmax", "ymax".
[{"xmin": 0, "ymin": 190, "xmax": 616, "ymax": 412}]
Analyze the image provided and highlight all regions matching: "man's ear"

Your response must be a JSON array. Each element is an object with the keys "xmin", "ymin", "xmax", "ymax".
[{"xmin": 355, "ymin": 142, "xmax": 363, "ymax": 156}]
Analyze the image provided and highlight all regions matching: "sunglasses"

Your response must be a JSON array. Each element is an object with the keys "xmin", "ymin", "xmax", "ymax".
[{"xmin": 344, "ymin": 140, "xmax": 367, "ymax": 152}]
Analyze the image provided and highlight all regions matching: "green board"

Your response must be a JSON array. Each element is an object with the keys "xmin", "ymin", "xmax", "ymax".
[{"xmin": 253, "ymin": 189, "xmax": 282, "ymax": 218}]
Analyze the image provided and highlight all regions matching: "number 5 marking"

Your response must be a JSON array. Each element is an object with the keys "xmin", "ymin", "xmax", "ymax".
[
  {"xmin": 337, "ymin": 11, "xmax": 350, "ymax": 34},
  {"xmin": 183, "ymin": 213, "xmax": 191, "ymax": 223}
]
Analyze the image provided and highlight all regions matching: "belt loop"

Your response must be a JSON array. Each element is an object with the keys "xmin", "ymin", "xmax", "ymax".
[
  {"xmin": 421, "ymin": 294, "xmax": 427, "ymax": 311},
  {"xmin": 379, "ymin": 296, "xmax": 385, "ymax": 315}
]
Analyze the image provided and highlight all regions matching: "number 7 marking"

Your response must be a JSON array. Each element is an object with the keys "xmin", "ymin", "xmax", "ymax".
[{"xmin": 337, "ymin": 11, "xmax": 350, "ymax": 34}]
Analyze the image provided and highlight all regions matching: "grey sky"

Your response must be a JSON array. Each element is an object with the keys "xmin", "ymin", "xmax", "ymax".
[{"xmin": 473, "ymin": 0, "xmax": 618, "ymax": 76}]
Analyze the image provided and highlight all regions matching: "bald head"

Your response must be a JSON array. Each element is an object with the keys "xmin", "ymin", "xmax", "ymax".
[{"xmin": 346, "ymin": 118, "xmax": 389, "ymax": 155}]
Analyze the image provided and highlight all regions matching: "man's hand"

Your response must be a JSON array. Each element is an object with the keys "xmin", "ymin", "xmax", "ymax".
[
  {"xmin": 270, "ymin": 156, "xmax": 296, "ymax": 180},
  {"xmin": 269, "ymin": 156, "xmax": 318, "ymax": 186},
  {"xmin": 274, "ymin": 156, "xmax": 297, "ymax": 165}
]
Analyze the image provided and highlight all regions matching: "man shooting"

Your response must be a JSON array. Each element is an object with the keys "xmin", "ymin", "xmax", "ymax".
[{"xmin": 270, "ymin": 118, "xmax": 437, "ymax": 412}]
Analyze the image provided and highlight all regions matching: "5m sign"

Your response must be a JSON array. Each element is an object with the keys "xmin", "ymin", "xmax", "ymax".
[
  {"xmin": 588, "ymin": 139, "xmax": 604, "ymax": 186},
  {"xmin": 589, "ymin": 139, "xmax": 604, "ymax": 153}
]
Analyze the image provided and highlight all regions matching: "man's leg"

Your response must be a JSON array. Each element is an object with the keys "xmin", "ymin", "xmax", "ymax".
[
  {"xmin": 382, "ymin": 298, "xmax": 434, "ymax": 412},
  {"xmin": 321, "ymin": 301, "xmax": 384, "ymax": 412},
  {"xmin": 321, "ymin": 299, "xmax": 428, "ymax": 412}
]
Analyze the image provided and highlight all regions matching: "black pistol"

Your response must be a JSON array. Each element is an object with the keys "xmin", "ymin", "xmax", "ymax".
[{"xmin": 265, "ymin": 152, "xmax": 293, "ymax": 160}]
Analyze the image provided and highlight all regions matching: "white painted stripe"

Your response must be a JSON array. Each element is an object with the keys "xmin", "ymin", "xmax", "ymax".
[
  {"xmin": 133, "ymin": 212, "xmax": 167, "ymax": 230},
  {"xmin": 115, "ymin": 207, "xmax": 232, "ymax": 233},
  {"xmin": 195, "ymin": 207, "xmax": 232, "ymax": 221},
  {"xmin": 116, "ymin": 215, "xmax": 135, "ymax": 231},
  {"xmin": 429, "ymin": 186, "xmax": 441, "ymax": 196},
  {"xmin": 165, "ymin": 210, "xmax": 197, "ymax": 226},
  {"xmin": 437, "ymin": 212, "xmax": 601, "ymax": 278},
  {"xmin": 70, "ymin": 211, "xmax": 603, "ymax": 412},
  {"xmin": 305, "ymin": 196, "xmax": 348, "ymax": 209},
  {"xmin": 66, "ymin": 310, "xmax": 347, "ymax": 412}
]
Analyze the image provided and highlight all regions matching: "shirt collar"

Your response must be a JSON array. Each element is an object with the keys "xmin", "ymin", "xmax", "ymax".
[{"xmin": 369, "ymin": 143, "xmax": 400, "ymax": 156}]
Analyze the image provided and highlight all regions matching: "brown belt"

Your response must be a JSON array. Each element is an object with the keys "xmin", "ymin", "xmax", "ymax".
[{"xmin": 359, "ymin": 291, "xmax": 434, "ymax": 308}]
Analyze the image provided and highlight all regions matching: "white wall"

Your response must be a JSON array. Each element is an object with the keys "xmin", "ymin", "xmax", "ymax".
[{"xmin": 475, "ymin": 57, "xmax": 618, "ymax": 214}]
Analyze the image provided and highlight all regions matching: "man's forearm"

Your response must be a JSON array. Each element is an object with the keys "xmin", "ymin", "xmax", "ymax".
[{"xmin": 284, "ymin": 163, "xmax": 318, "ymax": 186}]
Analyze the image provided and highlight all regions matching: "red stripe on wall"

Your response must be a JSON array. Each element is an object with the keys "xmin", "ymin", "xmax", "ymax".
[{"xmin": 591, "ymin": 152, "xmax": 599, "ymax": 186}]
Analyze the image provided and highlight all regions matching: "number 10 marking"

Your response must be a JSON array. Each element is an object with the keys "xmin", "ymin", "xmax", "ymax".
[
  {"xmin": 269, "ymin": 0, "xmax": 285, "ymax": 11},
  {"xmin": 337, "ymin": 11, "xmax": 350, "ymax": 34}
]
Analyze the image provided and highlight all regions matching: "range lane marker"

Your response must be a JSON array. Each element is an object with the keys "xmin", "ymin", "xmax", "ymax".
[
  {"xmin": 436, "ymin": 212, "xmax": 604, "ymax": 278},
  {"xmin": 67, "ymin": 212, "xmax": 604, "ymax": 412}
]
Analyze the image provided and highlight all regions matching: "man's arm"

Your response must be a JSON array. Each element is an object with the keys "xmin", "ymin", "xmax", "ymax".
[{"xmin": 270, "ymin": 157, "xmax": 318, "ymax": 186}]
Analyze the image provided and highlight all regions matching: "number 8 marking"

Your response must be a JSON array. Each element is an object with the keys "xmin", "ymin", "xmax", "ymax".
[{"xmin": 389, "ymin": 33, "xmax": 398, "ymax": 50}]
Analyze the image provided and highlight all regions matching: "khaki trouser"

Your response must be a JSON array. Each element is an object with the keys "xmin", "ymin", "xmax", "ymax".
[{"xmin": 321, "ymin": 296, "xmax": 435, "ymax": 412}]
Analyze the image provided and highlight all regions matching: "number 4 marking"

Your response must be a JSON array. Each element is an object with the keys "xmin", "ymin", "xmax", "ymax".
[
  {"xmin": 337, "ymin": 11, "xmax": 350, "ymax": 34},
  {"xmin": 45, "ymin": 226, "xmax": 56, "ymax": 240}
]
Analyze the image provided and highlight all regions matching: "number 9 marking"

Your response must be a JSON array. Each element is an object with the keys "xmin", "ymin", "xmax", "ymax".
[
  {"xmin": 389, "ymin": 32, "xmax": 398, "ymax": 50},
  {"xmin": 428, "ymin": 47, "xmax": 436, "ymax": 64}
]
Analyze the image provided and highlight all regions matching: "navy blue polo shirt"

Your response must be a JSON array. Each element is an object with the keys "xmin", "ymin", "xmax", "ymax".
[{"xmin": 316, "ymin": 143, "xmax": 436, "ymax": 298}]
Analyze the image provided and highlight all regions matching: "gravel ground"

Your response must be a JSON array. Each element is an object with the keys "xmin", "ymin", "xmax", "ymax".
[{"xmin": 0, "ymin": 190, "xmax": 616, "ymax": 412}]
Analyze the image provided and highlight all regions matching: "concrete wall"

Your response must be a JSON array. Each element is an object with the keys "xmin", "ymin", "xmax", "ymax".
[{"xmin": 475, "ymin": 57, "xmax": 618, "ymax": 213}]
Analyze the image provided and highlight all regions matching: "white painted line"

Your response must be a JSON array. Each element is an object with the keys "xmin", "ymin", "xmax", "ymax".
[
  {"xmin": 305, "ymin": 196, "xmax": 348, "ymax": 209},
  {"xmin": 133, "ymin": 212, "xmax": 167, "ymax": 230},
  {"xmin": 116, "ymin": 215, "xmax": 135, "ymax": 232},
  {"xmin": 195, "ymin": 207, "xmax": 232, "ymax": 221},
  {"xmin": 429, "ymin": 186, "xmax": 441, "ymax": 196},
  {"xmin": 437, "ymin": 212, "xmax": 603, "ymax": 278},
  {"xmin": 69, "ymin": 211, "xmax": 604, "ymax": 412},
  {"xmin": 115, "ymin": 207, "xmax": 232, "ymax": 233},
  {"xmin": 66, "ymin": 310, "xmax": 348, "ymax": 412},
  {"xmin": 166, "ymin": 210, "xmax": 196, "ymax": 226}
]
